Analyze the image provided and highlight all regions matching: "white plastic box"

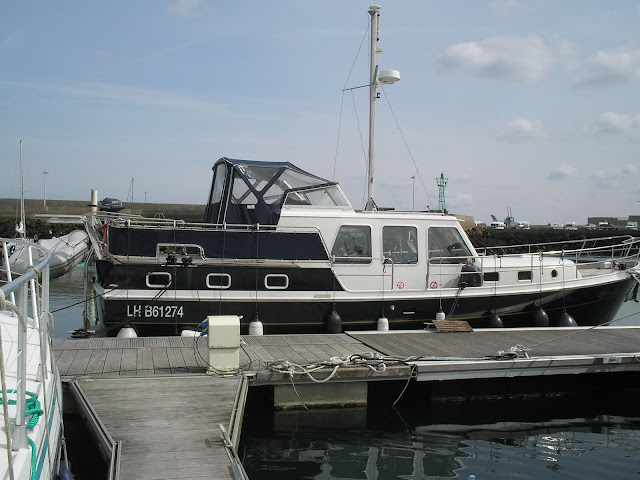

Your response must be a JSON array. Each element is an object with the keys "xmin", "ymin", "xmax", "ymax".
[{"xmin": 207, "ymin": 315, "xmax": 240, "ymax": 373}]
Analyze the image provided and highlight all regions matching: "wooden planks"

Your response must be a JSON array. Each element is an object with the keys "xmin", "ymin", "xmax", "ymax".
[
  {"xmin": 77, "ymin": 375, "xmax": 239, "ymax": 480},
  {"xmin": 349, "ymin": 326, "xmax": 640, "ymax": 359},
  {"xmin": 53, "ymin": 334, "xmax": 372, "ymax": 378},
  {"xmin": 53, "ymin": 326, "xmax": 640, "ymax": 392},
  {"xmin": 54, "ymin": 328, "xmax": 640, "ymax": 380},
  {"xmin": 432, "ymin": 319, "xmax": 473, "ymax": 332},
  {"xmin": 53, "ymin": 337, "xmax": 212, "ymax": 377}
]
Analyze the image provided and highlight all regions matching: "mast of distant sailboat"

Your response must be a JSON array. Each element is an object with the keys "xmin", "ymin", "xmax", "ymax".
[{"xmin": 19, "ymin": 139, "xmax": 26, "ymax": 238}]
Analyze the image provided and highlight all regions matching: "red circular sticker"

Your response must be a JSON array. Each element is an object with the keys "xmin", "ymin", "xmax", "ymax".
[
  {"xmin": 429, "ymin": 281, "xmax": 438, "ymax": 289},
  {"xmin": 396, "ymin": 281, "xmax": 405, "ymax": 290}
]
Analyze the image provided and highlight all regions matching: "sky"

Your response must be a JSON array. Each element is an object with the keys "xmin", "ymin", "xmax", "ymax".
[{"xmin": 1, "ymin": 1, "xmax": 639, "ymax": 225}]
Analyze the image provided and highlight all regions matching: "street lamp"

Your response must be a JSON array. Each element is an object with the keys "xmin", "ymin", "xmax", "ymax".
[{"xmin": 43, "ymin": 170, "xmax": 48, "ymax": 207}]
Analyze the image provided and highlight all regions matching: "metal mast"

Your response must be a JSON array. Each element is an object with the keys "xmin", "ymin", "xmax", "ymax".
[
  {"xmin": 19, "ymin": 139, "xmax": 26, "ymax": 238},
  {"xmin": 365, "ymin": 5, "xmax": 381, "ymax": 211},
  {"xmin": 364, "ymin": 5, "xmax": 400, "ymax": 211}
]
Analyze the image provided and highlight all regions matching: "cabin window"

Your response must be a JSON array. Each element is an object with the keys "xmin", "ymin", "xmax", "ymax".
[
  {"xmin": 207, "ymin": 162, "xmax": 228, "ymax": 224},
  {"xmin": 383, "ymin": 226, "xmax": 418, "ymax": 264},
  {"xmin": 211, "ymin": 163, "xmax": 227, "ymax": 205},
  {"xmin": 264, "ymin": 274, "xmax": 289, "ymax": 290},
  {"xmin": 284, "ymin": 186, "xmax": 351, "ymax": 207},
  {"xmin": 484, "ymin": 272, "xmax": 499, "ymax": 282},
  {"xmin": 428, "ymin": 227, "xmax": 472, "ymax": 264},
  {"xmin": 331, "ymin": 225, "xmax": 372, "ymax": 263},
  {"xmin": 146, "ymin": 272, "xmax": 172, "ymax": 288},
  {"xmin": 518, "ymin": 271, "xmax": 532, "ymax": 281},
  {"xmin": 206, "ymin": 273, "xmax": 231, "ymax": 289},
  {"xmin": 231, "ymin": 180, "xmax": 258, "ymax": 205}
]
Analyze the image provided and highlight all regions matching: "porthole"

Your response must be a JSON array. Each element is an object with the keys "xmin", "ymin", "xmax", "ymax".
[
  {"xmin": 484, "ymin": 272, "xmax": 499, "ymax": 282},
  {"xmin": 517, "ymin": 271, "xmax": 532, "ymax": 281},
  {"xmin": 551, "ymin": 270, "xmax": 558, "ymax": 278},
  {"xmin": 206, "ymin": 273, "xmax": 231, "ymax": 289},
  {"xmin": 146, "ymin": 272, "xmax": 172, "ymax": 288},
  {"xmin": 265, "ymin": 274, "xmax": 289, "ymax": 290}
]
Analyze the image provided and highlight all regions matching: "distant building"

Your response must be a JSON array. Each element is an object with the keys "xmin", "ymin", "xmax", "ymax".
[{"xmin": 587, "ymin": 215, "xmax": 640, "ymax": 229}]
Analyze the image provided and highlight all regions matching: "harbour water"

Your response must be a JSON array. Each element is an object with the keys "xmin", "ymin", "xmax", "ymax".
[{"xmin": 50, "ymin": 264, "xmax": 640, "ymax": 479}]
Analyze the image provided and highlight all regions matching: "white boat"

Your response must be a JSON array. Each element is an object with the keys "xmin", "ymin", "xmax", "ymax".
[
  {"xmin": 82, "ymin": 5, "xmax": 640, "ymax": 337},
  {"xmin": 0, "ymin": 236, "xmax": 67, "ymax": 479},
  {"xmin": 3, "ymin": 230, "xmax": 89, "ymax": 280},
  {"xmin": 3, "ymin": 141, "xmax": 89, "ymax": 282}
]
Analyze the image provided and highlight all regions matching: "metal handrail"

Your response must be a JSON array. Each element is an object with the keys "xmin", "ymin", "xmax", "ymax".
[
  {"xmin": 1, "ymin": 239, "xmax": 51, "ymax": 295},
  {"xmin": 476, "ymin": 234, "xmax": 638, "ymax": 256},
  {"xmin": 83, "ymin": 212, "xmax": 334, "ymax": 262},
  {"xmin": 0, "ymin": 237, "xmax": 54, "ymax": 476},
  {"xmin": 430, "ymin": 236, "xmax": 640, "ymax": 284}
]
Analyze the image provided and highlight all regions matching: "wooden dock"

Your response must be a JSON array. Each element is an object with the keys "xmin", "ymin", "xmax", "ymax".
[
  {"xmin": 53, "ymin": 326, "xmax": 640, "ymax": 479},
  {"xmin": 73, "ymin": 375, "xmax": 240, "ymax": 480},
  {"xmin": 52, "ymin": 334, "xmax": 376, "ymax": 378}
]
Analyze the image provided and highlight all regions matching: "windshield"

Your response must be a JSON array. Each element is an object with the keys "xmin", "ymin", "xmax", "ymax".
[
  {"xmin": 428, "ymin": 226, "xmax": 473, "ymax": 262},
  {"xmin": 284, "ymin": 185, "xmax": 351, "ymax": 208}
]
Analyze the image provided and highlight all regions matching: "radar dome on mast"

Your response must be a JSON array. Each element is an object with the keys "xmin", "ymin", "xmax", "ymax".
[{"xmin": 378, "ymin": 69, "xmax": 400, "ymax": 84}]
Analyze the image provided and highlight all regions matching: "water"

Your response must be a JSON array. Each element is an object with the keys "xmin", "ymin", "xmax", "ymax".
[
  {"xmin": 49, "ymin": 263, "xmax": 91, "ymax": 337},
  {"xmin": 238, "ymin": 391, "xmax": 640, "ymax": 479},
  {"xmin": 49, "ymin": 265, "xmax": 640, "ymax": 479}
]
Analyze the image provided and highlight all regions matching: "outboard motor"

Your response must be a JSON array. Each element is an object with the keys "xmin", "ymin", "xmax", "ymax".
[{"xmin": 459, "ymin": 263, "xmax": 482, "ymax": 288}]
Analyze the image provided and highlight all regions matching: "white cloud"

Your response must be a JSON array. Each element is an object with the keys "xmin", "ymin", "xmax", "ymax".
[
  {"xmin": 447, "ymin": 193, "xmax": 473, "ymax": 209},
  {"xmin": 499, "ymin": 118, "xmax": 546, "ymax": 141},
  {"xmin": 437, "ymin": 36, "xmax": 564, "ymax": 83},
  {"xmin": 548, "ymin": 166, "xmax": 577, "ymax": 180},
  {"xmin": 167, "ymin": 0, "xmax": 200, "ymax": 18},
  {"xmin": 590, "ymin": 164, "xmax": 637, "ymax": 188},
  {"xmin": 592, "ymin": 112, "xmax": 640, "ymax": 136},
  {"xmin": 455, "ymin": 174, "xmax": 474, "ymax": 185},
  {"xmin": 620, "ymin": 164, "xmax": 638, "ymax": 175},
  {"xmin": 577, "ymin": 48, "xmax": 640, "ymax": 85}
]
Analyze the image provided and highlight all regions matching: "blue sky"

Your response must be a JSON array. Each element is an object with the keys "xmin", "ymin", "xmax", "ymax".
[{"xmin": 1, "ymin": 1, "xmax": 639, "ymax": 225}]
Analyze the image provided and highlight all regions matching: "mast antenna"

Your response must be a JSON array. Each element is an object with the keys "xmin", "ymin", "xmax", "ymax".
[{"xmin": 365, "ymin": 5, "xmax": 400, "ymax": 211}]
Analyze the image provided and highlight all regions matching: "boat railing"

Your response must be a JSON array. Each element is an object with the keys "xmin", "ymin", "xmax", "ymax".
[
  {"xmin": 0, "ymin": 237, "xmax": 55, "ymax": 460},
  {"xmin": 431, "ymin": 236, "xmax": 640, "ymax": 284},
  {"xmin": 475, "ymin": 235, "xmax": 640, "ymax": 270},
  {"xmin": 83, "ymin": 211, "xmax": 332, "ymax": 260},
  {"xmin": 476, "ymin": 234, "xmax": 639, "ymax": 256},
  {"xmin": 85, "ymin": 211, "xmax": 284, "ymax": 231}
]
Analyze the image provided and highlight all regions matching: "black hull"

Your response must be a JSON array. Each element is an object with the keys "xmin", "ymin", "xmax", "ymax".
[{"xmin": 96, "ymin": 276, "xmax": 635, "ymax": 336}]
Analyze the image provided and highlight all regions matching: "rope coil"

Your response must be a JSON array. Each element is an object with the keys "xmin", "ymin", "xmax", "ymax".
[{"xmin": 0, "ymin": 390, "xmax": 44, "ymax": 480}]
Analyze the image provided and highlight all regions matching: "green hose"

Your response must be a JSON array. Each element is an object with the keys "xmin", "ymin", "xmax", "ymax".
[{"xmin": 0, "ymin": 390, "xmax": 43, "ymax": 480}]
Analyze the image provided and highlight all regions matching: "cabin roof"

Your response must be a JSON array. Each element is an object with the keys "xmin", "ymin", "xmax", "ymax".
[{"xmin": 214, "ymin": 157, "xmax": 332, "ymax": 185}]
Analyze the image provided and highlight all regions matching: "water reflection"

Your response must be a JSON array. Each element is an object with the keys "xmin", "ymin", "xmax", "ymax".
[
  {"xmin": 242, "ymin": 408, "xmax": 470, "ymax": 479},
  {"xmin": 49, "ymin": 263, "xmax": 90, "ymax": 337},
  {"xmin": 240, "ymin": 392, "xmax": 640, "ymax": 480}
]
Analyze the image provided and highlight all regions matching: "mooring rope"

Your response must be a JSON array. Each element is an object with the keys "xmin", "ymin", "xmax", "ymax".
[
  {"xmin": 0, "ymin": 390, "xmax": 44, "ymax": 480},
  {"xmin": 267, "ymin": 350, "xmax": 521, "ymax": 384}
]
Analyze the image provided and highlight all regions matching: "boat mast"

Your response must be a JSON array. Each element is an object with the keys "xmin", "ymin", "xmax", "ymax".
[
  {"xmin": 365, "ymin": 5, "xmax": 380, "ymax": 211},
  {"xmin": 19, "ymin": 139, "xmax": 26, "ymax": 238},
  {"xmin": 365, "ymin": 5, "xmax": 399, "ymax": 211}
]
